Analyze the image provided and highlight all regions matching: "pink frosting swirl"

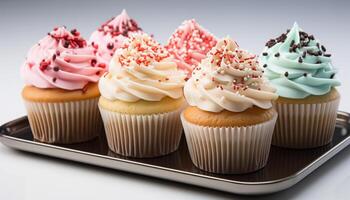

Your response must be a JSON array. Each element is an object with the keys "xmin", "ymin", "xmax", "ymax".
[
  {"xmin": 89, "ymin": 9, "xmax": 143, "ymax": 67},
  {"xmin": 165, "ymin": 19, "xmax": 217, "ymax": 77},
  {"xmin": 21, "ymin": 26, "xmax": 105, "ymax": 90}
]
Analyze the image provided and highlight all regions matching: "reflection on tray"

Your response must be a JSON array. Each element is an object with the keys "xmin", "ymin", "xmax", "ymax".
[{"xmin": 2, "ymin": 117, "xmax": 349, "ymax": 183}]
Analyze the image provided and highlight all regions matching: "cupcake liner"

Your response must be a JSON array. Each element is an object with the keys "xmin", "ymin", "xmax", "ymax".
[
  {"xmin": 273, "ymin": 97, "xmax": 340, "ymax": 149},
  {"xmin": 99, "ymin": 106, "xmax": 184, "ymax": 158},
  {"xmin": 24, "ymin": 98, "xmax": 102, "ymax": 144},
  {"xmin": 181, "ymin": 112, "xmax": 277, "ymax": 174}
]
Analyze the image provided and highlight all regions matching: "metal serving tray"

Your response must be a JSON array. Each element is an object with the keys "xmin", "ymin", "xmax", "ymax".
[{"xmin": 1, "ymin": 111, "xmax": 350, "ymax": 195}]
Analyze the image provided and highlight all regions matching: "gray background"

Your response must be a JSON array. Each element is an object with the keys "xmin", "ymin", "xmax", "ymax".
[{"xmin": 1, "ymin": 0, "xmax": 350, "ymax": 199}]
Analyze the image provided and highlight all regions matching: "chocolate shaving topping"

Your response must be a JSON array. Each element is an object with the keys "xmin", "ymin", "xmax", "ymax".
[
  {"xmin": 298, "ymin": 57, "xmax": 303, "ymax": 63},
  {"xmin": 290, "ymin": 40, "xmax": 295, "ymax": 47},
  {"xmin": 302, "ymin": 51, "xmax": 307, "ymax": 58},
  {"xmin": 284, "ymin": 72, "xmax": 289, "ymax": 77}
]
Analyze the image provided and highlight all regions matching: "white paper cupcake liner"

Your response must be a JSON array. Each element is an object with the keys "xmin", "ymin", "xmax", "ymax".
[
  {"xmin": 24, "ymin": 98, "xmax": 102, "ymax": 144},
  {"xmin": 99, "ymin": 106, "xmax": 184, "ymax": 158},
  {"xmin": 273, "ymin": 97, "xmax": 340, "ymax": 149},
  {"xmin": 181, "ymin": 112, "xmax": 277, "ymax": 174}
]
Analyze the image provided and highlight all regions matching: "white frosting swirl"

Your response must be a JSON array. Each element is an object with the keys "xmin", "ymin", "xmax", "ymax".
[
  {"xmin": 99, "ymin": 33, "xmax": 185, "ymax": 102},
  {"xmin": 184, "ymin": 37, "xmax": 278, "ymax": 112}
]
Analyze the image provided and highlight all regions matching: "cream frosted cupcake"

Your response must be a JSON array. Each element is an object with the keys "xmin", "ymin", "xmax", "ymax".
[
  {"xmin": 260, "ymin": 23, "xmax": 341, "ymax": 149},
  {"xmin": 182, "ymin": 37, "xmax": 278, "ymax": 174},
  {"xmin": 21, "ymin": 27, "xmax": 105, "ymax": 144},
  {"xmin": 98, "ymin": 33, "xmax": 186, "ymax": 158}
]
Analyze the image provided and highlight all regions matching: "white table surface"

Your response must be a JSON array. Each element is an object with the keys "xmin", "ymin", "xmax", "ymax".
[{"xmin": 1, "ymin": 0, "xmax": 350, "ymax": 199}]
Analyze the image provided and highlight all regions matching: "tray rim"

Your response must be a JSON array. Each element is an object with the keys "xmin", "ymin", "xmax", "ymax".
[{"xmin": 1, "ymin": 111, "xmax": 349, "ymax": 195}]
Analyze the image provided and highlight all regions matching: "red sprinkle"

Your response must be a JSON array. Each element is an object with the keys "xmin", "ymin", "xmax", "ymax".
[
  {"xmin": 98, "ymin": 63, "xmax": 106, "ymax": 68},
  {"xmin": 39, "ymin": 60, "xmax": 50, "ymax": 71}
]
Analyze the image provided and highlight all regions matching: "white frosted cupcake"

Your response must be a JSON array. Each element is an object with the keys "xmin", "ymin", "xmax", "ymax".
[
  {"xmin": 98, "ymin": 33, "xmax": 186, "ymax": 158},
  {"xmin": 181, "ymin": 37, "xmax": 278, "ymax": 174}
]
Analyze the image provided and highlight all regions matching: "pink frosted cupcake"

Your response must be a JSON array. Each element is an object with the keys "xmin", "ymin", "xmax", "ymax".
[
  {"xmin": 89, "ymin": 9, "xmax": 143, "ymax": 68},
  {"xmin": 21, "ymin": 26, "xmax": 105, "ymax": 144},
  {"xmin": 165, "ymin": 19, "xmax": 217, "ymax": 77}
]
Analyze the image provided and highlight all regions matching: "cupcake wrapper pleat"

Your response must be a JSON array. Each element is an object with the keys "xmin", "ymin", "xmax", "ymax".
[
  {"xmin": 181, "ymin": 112, "xmax": 277, "ymax": 174},
  {"xmin": 273, "ymin": 97, "xmax": 340, "ymax": 149},
  {"xmin": 24, "ymin": 98, "xmax": 102, "ymax": 144},
  {"xmin": 99, "ymin": 106, "xmax": 184, "ymax": 158}
]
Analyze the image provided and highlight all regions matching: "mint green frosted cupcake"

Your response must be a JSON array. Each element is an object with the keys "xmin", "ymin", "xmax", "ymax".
[{"xmin": 260, "ymin": 22, "xmax": 340, "ymax": 149}]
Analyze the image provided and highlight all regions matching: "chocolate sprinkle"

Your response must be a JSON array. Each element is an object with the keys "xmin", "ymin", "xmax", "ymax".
[
  {"xmin": 303, "ymin": 73, "xmax": 307, "ymax": 77},
  {"xmin": 266, "ymin": 39, "xmax": 277, "ymax": 48},
  {"xmin": 284, "ymin": 72, "xmax": 289, "ymax": 77},
  {"xmin": 262, "ymin": 52, "xmax": 268, "ymax": 56},
  {"xmin": 274, "ymin": 52, "xmax": 280, "ymax": 57},
  {"xmin": 321, "ymin": 45, "xmax": 326, "ymax": 52},
  {"xmin": 263, "ymin": 64, "xmax": 267, "ymax": 68},
  {"xmin": 302, "ymin": 51, "xmax": 307, "ymax": 58},
  {"xmin": 298, "ymin": 57, "xmax": 303, "ymax": 63},
  {"xmin": 324, "ymin": 54, "xmax": 331, "ymax": 57},
  {"xmin": 290, "ymin": 40, "xmax": 295, "ymax": 47},
  {"xmin": 52, "ymin": 77, "xmax": 57, "ymax": 82},
  {"xmin": 53, "ymin": 66, "xmax": 59, "ymax": 72},
  {"xmin": 316, "ymin": 60, "xmax": 322, "ymax": 64},
  {"xmin": 330, "ymin": 73, "xmax": 335, "ymax": 79}
]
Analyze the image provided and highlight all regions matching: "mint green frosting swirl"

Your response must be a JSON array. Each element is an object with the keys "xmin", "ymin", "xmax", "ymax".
[{"xmin": 260, "ymin": 23, "xmax": 340, "ymax": 99}]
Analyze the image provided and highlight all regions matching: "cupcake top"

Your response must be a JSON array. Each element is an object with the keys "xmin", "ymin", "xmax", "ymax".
[
  {"xmin": 165, "ymin": 19, "xmax": 217, "ymax": 77},
  {"xmin": 21, "ymin": 27, "xmax": 105, "ymax": 90},
  {"xmin": 89, "ymin": 9, "xmax": 143, "ymax": 68},
  {"xmin": 260, "ymin": 22, "xmax": 340, "ymax": 99},
  {"xmin": 184, "ymin": 37, "xmax": 278, "ymax": 113},
  {"xmin": 99, "ymin": 33, "xmax": 186, "ymax": 102}
]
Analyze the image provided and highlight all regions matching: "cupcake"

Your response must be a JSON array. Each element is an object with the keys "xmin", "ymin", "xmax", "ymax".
[
  {"xmin": 165, "ymin": 19, "xmax": 217, "ymax": 77},
  {"xmin": 98, "ymin": 33, "xmax": 186, "ymax": 158},
  {"xmin": 89, "ymin": 9, "xmax": 143, "ymax": 68},
  {"xmin": 260, "ymin": 23, "xmax": 341, "ymax": 149},
  {"xmin": 181, "ymin": 37, "xmax": 278, "ymax": 174},
  {"xmin": 21, "ymin": 26, "xmax": 105, "ymax": 144}
]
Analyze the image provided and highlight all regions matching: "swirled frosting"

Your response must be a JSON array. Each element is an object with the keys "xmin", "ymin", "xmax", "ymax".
[
  {"xmin": 99, "ymin": 33, "xmax": 186, "ymax": 102},
  {"xmin": 21, "ymin": 27, "xmax": 105, "ymax": 90},
  {"xmin": 165, "ymin": 19, "xmax": 217, "ymax": 77},
  {"xmin": 89, "ymin": 9, "xmax": 143, "ymax": 68},
  {"xmin": 260, "ymin": 22, "xmax": 340, "ymax": 99},
  {"xmin": 184, "ymin": 37, "xmax": 278, "ymax": 113}
]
